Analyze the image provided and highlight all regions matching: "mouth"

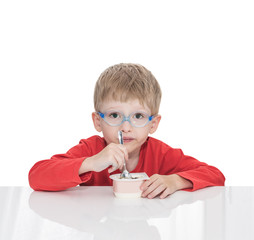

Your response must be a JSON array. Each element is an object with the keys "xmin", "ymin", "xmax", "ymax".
[{"xmin": 122, "ymin": 137, "xmax": 135, "ymax": 143}]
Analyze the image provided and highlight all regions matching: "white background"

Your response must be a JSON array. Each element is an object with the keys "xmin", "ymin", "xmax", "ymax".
[{"xmin": 0, "ymin": 0, "xmax": 253, "ymax": 186}]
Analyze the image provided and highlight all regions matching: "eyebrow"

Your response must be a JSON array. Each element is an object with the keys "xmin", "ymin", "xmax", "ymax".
[{"xmin": 103, "ymin": 109, "xmax": 151, "ymax": 115}]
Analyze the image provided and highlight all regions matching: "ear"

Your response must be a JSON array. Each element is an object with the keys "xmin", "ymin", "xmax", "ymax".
[
  {"xmin": 149, "ymin": 115, "xmax": 161, "ymax": 134},
  {"xmin": 92, "ymin": 112, "xmax": 102, "ymax": 132}
]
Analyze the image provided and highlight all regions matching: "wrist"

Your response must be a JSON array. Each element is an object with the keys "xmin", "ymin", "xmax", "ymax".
[
  {"xmin": 79, "ymin": 157, "xmax": 93, "ymax": 175},
  {"xmin": 174, "ymin": 174, "xmax": 193, "ymax": 190}
]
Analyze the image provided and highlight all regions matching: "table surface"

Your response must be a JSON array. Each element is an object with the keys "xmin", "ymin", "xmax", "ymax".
[{"xmin": 0, "ymin": 186, "xmax": 253, "ymax": 240}]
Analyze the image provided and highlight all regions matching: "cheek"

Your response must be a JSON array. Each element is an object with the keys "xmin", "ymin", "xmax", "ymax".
[
  {"xmin": 136, "ymin": 128, "xmax": 150, "ymax": 142},
  {"xmin": 101, "ymin": 126, "xmax": 118, "ymax": 143}
]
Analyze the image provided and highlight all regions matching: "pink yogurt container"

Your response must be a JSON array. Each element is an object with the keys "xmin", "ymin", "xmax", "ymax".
[{"xmin": 110, "ymin": 173, "xmax": 149, "ymax": 198}]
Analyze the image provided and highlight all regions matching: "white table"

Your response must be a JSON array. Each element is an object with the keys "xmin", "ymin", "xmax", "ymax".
[{"xmin": 0, "ymin": 186, "xmax": 253, "ymax": 240}]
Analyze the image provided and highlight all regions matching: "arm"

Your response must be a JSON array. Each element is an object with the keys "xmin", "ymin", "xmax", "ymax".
[
  {"xmin": 29, "ymin": 136, "xmax": 128, "ymax": 191},
  {"xmin": 141, "ymin": 148, "xmax": 225, "ymax": 199},
  {"xmin": 172, "ymin": 151, "xmax": 225, "ymax": 191},
  {"xmin": 29, "ymin": 152, "xmax": 92, "ymax": 191},
  {"xmin": 28, "ymin": 136, "xmax": 102, "ymax": 191}
]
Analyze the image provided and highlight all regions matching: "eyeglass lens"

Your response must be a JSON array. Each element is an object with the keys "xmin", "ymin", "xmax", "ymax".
[{"xmin": 104, "ymin": 111, "xmax": 149, "ymax": 127}]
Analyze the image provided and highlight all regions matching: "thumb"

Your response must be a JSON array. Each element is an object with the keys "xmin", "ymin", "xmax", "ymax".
[{"xmin": 108, "ymin": 163, "xmax": 119, "ymax": 173}]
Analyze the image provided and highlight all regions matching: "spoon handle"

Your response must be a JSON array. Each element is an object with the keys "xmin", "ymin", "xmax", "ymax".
[
  {"xmin": 118, "ymin": 131, "xmax": 127, "ymax": 169},
  {"xmin": 118, "ymin": 131, "xmax": 132, "ymax": 179},
  {"xmin": 118, "ymin": 130, "xmax": 124, "ymax": 145}
]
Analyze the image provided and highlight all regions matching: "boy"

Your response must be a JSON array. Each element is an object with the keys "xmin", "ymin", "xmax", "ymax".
[{"xmin": 29, "ymin": 63, "xmax": 225, "ymax": 198}]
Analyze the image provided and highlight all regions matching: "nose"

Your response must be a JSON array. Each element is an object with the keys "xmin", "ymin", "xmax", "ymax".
[{"xmin": 120, "ymin": 119, "xmax": 132, "ymax": 132}]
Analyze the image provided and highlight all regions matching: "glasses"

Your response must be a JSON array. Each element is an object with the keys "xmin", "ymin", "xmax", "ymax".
[{"xmin": 97, "ymin": 110, "xmax": 154, "ymax": 128}]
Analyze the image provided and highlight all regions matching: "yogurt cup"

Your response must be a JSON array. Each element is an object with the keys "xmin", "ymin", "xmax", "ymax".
[{"xmin": 109, "ymin": 173, "xmax": 149, "ymax": 198}]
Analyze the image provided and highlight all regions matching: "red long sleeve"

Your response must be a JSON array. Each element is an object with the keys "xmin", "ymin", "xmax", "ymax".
[
  {"xmin": 29, "ymin": 135, "xmax": 225, "ymax": 191},
  {"xmin": 29, "ymin": 136, "xmax": 106, "ymax": 191},
  {"xmin": 164, "ymin": 149, "xmax": 225, "ymax": 191},
  {"xmin": 137, "ymin": 138, "xmax": 225, "ymax": 191}
]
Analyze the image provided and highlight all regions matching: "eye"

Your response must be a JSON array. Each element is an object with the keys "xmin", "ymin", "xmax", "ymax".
[
  {"xmin": 108, "ymin": 112, "xmax": 121, "ymax": 119},
  {"xmin": 133, "ymin": 112, "xmax": 145, "ymax": 119}
]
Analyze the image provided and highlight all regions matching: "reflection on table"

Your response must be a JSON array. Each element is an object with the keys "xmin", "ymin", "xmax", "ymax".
[{"xmin": 0, "ymin": 186, "xmax": 253, "ymax": 240}]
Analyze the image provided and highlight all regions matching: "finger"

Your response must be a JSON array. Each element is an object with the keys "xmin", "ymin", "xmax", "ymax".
[
  {"xmin": 107, "ymin": 143, "xmax": 127, "ymax": 160},
  {"xmin": 118, "ymin": 144, "xmax": 129, "ymax": 161},
  {"xmin": 147, "ymin": 184, "xmax": 166, "ymax": 199},
  {"xmin": 108, "ymin": 161, "xmax": 120, "ymax": 173},
  {"xmin": 140, "ymin": 180, "xmax": 152, "ymax": 191},
  {"xmin": 141, "ymin": 174, "xmax": 159, "ymax": 190},
  {"xmin": 142, "ymin": 178, "xmax": 160, "ymax": 198},
  {"xmin": 159, "ymin": 188, "xmax": 173, "ymax": 199},
  {"xmin": 114, "ymin": 153, "xmax": 124, "ymax": 170},
  {"xmin": 108, "ymin": 149, "xmax": 125, "ymax": 172}
]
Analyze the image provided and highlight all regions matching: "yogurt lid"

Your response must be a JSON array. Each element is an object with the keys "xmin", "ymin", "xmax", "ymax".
[{"xmin": 109, "ymin": 172, "xmax": 149, "ymax": 182}]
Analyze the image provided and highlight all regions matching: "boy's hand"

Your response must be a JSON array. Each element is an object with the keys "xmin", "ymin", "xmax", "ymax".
[
  {"xmin": 140, "ymin": 174, "xmax": 193, "ymax": 199},
  {"xmin": 79, "ymin": 143, "xmax": 128, "ymax": 174}
]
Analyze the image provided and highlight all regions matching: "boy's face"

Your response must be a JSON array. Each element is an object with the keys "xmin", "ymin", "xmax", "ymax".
[{"xmin": 92, "ymin": 99, "xmax": 161, "ymax": 158}]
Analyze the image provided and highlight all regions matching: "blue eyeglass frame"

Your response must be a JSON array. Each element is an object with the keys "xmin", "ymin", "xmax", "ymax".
[{"xmin": 97, "ymin": 111, "xmax": 154, "ymax": 127}]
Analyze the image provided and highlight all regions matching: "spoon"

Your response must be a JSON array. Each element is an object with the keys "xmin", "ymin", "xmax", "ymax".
[{"xmin": 118, "ymin": 131, "xmax": 132, "ymax": 179}]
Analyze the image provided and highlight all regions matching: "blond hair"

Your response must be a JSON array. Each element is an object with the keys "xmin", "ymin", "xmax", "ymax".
[{"xmin": 94, "ymin": 63, "xmax": 162, "ymax": 115}]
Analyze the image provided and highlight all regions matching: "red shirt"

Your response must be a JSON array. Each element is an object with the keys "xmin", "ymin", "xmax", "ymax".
[{"xmin": 29, "ymin": 135, "xmax": 225, "ymax": 191}]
